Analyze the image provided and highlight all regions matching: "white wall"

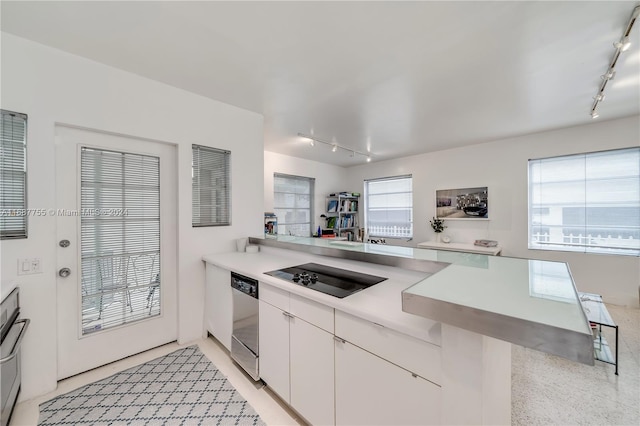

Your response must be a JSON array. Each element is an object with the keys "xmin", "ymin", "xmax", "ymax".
[
  {"xmin": 346, "ymin": 116, "xmax": 640, "ymax": 307},
  {"xmin": 0, "ymin": 33, "xmax": 264, "ymax": 400},
  {"xmin": 264, "ymin": 151, "xmax": 349, "ymax": 234}
]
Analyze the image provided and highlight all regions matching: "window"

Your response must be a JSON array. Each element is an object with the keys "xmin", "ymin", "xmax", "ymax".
[
  {"xmin": 274, "ymin": 173, "xmax": 314, "ymax": 237},
  {"xmin": 365, "ymin": 175, "xmax": 413, "ymax": 238},
  {"xmin": 192, "ymin": 144, "xmax": 231, "ymax": 227},
  {"xmin": 80, "ymin": 147, "xmax": 161, "ymax": 333},
  {"xmin": 528, "ymin": 147, "xmax": 640, "ymax": 256},
  {"xmin": 0, "ymin": 110, "xmax": 28, "ymax": 239}
]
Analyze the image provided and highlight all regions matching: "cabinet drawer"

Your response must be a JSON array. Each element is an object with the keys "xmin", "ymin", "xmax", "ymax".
[
  {"xmin": 260, "ymin": 284, "xmax": 289, "ymax": 311},
  {"xmin": 290, "ymin": 293, "xmax": 334, "ymax": 333},
  {"xmin": 335, "ymin": 310, "xmax": 441, "ymax": 384}
]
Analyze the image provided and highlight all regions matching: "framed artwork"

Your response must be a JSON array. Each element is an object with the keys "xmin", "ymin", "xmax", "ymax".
[{"xmin": 436, "ymin": 187, "xmax": 489, "ymax": 220}]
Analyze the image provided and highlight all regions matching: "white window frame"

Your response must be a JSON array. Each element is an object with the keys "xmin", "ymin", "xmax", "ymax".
[
  {"xmin": 273, "ymin": 173, "xmax": 315, "ymax": 237},
  {"xmin": 528, "ymin": 147, "xmax": 640, "ymax": 256},
  {"xmin": 0, "ymin": 110, "xmax": 28, "ymax": 239},
  {"xmin": 364, "ymin": 175, "xmax": 413, "ymax": 239}
]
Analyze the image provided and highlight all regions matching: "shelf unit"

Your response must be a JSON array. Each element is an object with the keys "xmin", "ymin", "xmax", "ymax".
[
  {"xmin": 578, "ymin": 292, "xmax": 618, "ymax": 375},
  {"xmin": 325, "ymin": 193, "xmax": 359, "ymax": 241}
]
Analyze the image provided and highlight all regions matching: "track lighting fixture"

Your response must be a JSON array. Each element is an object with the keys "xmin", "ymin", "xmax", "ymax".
[
  {"xmin": 590, "ymin": 5, "xmax": 639, "ymax": 119},
  {"xmin": 298, "ymin": 132, "xmax": 373, "ymax": 162}
]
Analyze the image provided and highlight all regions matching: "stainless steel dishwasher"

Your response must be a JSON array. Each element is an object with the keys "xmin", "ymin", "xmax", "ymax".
[{"xmin": 230, "ymin": 272, "xmax": 259, "ymax": 380}]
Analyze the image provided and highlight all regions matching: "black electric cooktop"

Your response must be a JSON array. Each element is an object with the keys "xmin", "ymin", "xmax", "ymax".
[{"xmin": 264, "ymin": 262, "xmax": 387, "ymax": 298}]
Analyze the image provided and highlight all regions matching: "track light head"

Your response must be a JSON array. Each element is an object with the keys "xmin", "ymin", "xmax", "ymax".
[
  {"xmin": 601, "ymin": 69, "xmax": 616, "ymax": 80},
  {"xmin": 614, "ymin": 36, "xmax": 631, "ymax": 51},
  {"xmin": 591, "ymin": 110, "xmax": 600, "ymax": 119},
  {"xmin": 332, "ymin": 144, "xmax": 338, "ymax": 152}
]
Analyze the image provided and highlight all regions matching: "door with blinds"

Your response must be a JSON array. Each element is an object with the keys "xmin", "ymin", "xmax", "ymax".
[{"xmin": 55, "ymin": 125, "xmax": 177, "ymax": 380}]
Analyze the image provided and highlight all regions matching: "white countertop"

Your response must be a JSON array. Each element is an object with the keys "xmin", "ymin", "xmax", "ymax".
[
  {"xmin": 202, "ymin": 247, "xmax": 442, "ymax": 346},
  {"xmin": 226, "ymin": 236, "xmax": 594, "ymax": 365}
]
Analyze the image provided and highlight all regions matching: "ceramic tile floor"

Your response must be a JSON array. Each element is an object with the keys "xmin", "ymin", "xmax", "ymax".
[{"xmin": 11, "ymin": 304, "xmax": 639, "ymax": 426}]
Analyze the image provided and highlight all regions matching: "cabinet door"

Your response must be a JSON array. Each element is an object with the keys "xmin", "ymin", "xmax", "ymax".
[
  {"xmin": 258, "ymin": 300, "xmax": 290, "ymax": 402},
  {"xmin": 290, "ymin": 317, "xmax": 335, "ymax": 426},
  {"xmin": 205, "ymin": 264, "xmax": 232, "ymax": 350},
  {"xmin": 335, "ymin": 340, "xmax": 441, "ymax": 426}
]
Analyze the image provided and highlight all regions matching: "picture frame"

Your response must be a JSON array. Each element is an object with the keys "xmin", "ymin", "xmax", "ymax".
[{"xmin": 436, "ymin": 186, "xmax": 489, "ymax": 220}]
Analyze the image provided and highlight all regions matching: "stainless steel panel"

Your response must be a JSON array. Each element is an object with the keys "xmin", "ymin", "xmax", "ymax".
[
  {"xmin": 248, "ymin": 237, "xmax": 449, "ymax": 274},
  {"xmin": 231, "ymin": 289, "xmax": 259, "ymax": 355},
  {"xmin": 402, "ymin": 291, "xmax": 595, "ymax": 365},
  {"xmin": 231, "ymin": 336, "xmax": 259, "ymax": 380}
]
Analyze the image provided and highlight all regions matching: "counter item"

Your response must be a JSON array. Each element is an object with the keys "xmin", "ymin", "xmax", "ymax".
[
  {"xmin": 230, "ymin": 272, "xmax": 259, "ymax": 380},
  {"xmin": 235, "ymin": 238, "xmax": 247, "ymax": 252},
  {"xmin": 264, "ymin": 262, "xmax": 387, "ymax": 299}
]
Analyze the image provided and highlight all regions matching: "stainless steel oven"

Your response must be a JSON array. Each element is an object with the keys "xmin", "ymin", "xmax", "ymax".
[
  {"xmin": 1, "ymin": 288, "xmax": 30, "ymax": 426},
  {"xmin": 230, "ymin": 272, "xmax": 259, "ymax": 381}
]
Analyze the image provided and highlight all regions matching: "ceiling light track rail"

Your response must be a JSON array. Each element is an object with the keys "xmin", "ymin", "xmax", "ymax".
[
  {"xmin": 590, "ymin": 5, "xmax": 639, "ymax": 119},
  {"xmin": 298, "ymin": 132, "xmax": 372, "ymax": 162}
]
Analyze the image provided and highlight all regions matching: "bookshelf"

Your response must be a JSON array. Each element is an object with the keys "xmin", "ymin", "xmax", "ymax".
[{"xmin": 325, "ymin": 193, "xmax": 359, "ymax": 241}]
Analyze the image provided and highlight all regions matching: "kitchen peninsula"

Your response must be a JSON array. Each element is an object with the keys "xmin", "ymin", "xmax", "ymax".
[{"xmin": 203, "ymin": 236, "xmax": 594, "ymax": 425}]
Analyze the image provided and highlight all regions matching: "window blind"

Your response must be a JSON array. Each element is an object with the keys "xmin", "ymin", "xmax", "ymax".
[
  {"xmin": 274, "ymin": 173, "xmax": 314, "ymax": 237},
  {"xmin": 192, "ymin": 144, "xmax": 231, "ymax": 227},
  {"xmin": 0, "ymin": 110, "xmax": 28, "ymax": 239},
  {"xmin": 80, "ymin": 147, "xmax": 161, "ymax": 334},
  {"xmin": 529, "ymin": 147, "xmax": 640, "ymax": 256},
  {"xmin": 365, "ymin": 175, "xmax": 413, "ymax": 238}
]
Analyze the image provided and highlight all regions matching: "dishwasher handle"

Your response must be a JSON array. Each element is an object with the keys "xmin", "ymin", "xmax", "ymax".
[{"xmin": 0, "ymin": 318, "xmax": 30, "ymax": 365}]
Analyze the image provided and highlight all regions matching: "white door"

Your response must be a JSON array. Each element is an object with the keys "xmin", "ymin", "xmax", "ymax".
[{"xmin": 55, "ymin": 125, "xmax": 178, "ymax": 380}]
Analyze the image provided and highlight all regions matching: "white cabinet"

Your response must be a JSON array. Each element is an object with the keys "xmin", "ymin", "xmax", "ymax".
[
  {"xmin": 290, "ymin": 316, "xmax": 334, "ymax": 426},
  {"xmin": 259, "ymin": 285, "xmax": 335, "ymax": 426},
  {"xmin": 335, "ymin": 310, "xmax": 441, "ymax": 384},
  {"xmin": 335, "ymin": 339, "xmax": 441, "ymax": 426},
  {"xmin": 204, "ymin": 263, "xmax": 232, "ymax": 350},
  {"xmin": 258, "ymin": 299, "xmax": 291, "ymax": 402}
]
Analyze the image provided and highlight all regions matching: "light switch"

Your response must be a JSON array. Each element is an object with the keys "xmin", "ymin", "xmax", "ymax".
[{"xmin": 17, "ymin": 258, "xmax": 43, "ymax": 275}]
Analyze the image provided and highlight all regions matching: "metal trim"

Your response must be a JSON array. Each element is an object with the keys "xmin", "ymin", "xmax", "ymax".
[
  {"xmin": 402, "ymin": 292, "xmax": 594, "ymax": 365},
  {"xmin": 248, "ymin": 237, "xmax": 449, "ymax": 274}
]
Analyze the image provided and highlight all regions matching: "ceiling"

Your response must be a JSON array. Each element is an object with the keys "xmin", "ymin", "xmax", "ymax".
[{"xmin": 2, "ymin": 1, "xmax": 639, "ymax": 167}]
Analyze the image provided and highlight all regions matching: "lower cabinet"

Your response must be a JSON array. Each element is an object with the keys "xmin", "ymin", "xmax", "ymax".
[
  {"xmin": 258, "ymin": 299, "xmax": 291, "ymax": 402},
  {"xmin": 204, "ymin": 263, "xmax": 232, "ymax": 350},
  {"xmin": 258, "ymin": 284, "xmax": 442, "ymax": 425},
  {"xmin": 259, "ymin": 298, "xmax": 335, "ymax": 426},
  {"xmin": 335, "ymin": 339, "xmax": 442, "ymax": 426},
  {"xmin": 290, "ymin": 316, "xmax": 335, "ymax": 426}
]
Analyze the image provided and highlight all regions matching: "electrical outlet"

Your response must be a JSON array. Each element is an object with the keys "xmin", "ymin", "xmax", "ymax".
[{"xmin": 17, "ymin": 258, "xmax": 42, "ymax": 275}]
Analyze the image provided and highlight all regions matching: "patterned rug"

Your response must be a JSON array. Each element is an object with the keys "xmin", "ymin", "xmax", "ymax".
[{"xmin": 38, "ymin": 345, "xmax": 265, "ymax": 425}]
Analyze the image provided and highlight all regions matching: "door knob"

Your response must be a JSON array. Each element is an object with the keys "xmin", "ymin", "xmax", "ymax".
[
  {"xmin": 58, "ymin": 267, "xmax": 71, "ymax": 277},
  {"xmin": 59, "ymin": 239, "xmax": 70, "ymax": 248}
]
